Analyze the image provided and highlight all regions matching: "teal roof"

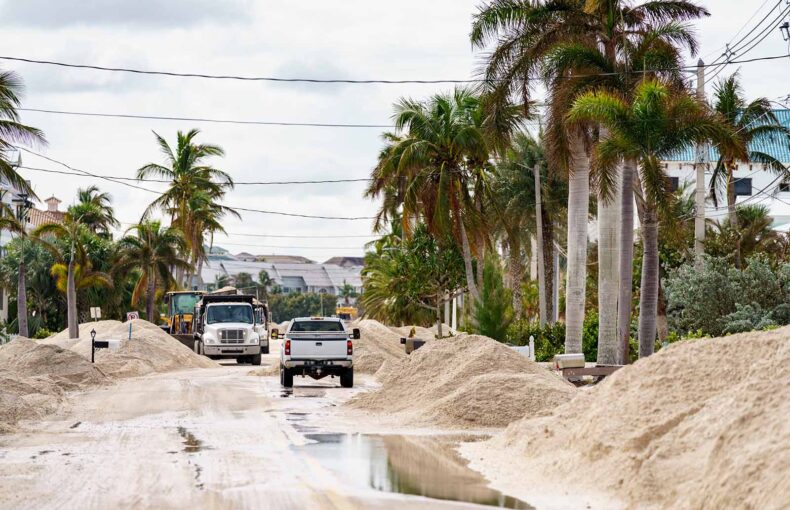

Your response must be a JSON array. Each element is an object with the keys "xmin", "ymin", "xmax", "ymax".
[{"xmin": 665, "ymin": 109, "xmax": 790, "ymax": 163}]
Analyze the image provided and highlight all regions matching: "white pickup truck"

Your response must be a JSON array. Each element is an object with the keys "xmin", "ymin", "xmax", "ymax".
[{"xmin": 276, "ymin": 317, "xmax": 360, "ymax": 388}]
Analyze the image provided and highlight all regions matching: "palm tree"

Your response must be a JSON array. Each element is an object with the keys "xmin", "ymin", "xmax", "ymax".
[
  {"xmin": 338, "ymin": 281, "xmax": 357, "ymax": 306},
  {"xmin": 34, "ymin": 210, "xmax": 107, "ymax": 339},
  {"xmin": 710, "ymin": 73, "xmax": 790, "ymax": 265},
  {"xmin": 0, "ymin": 69, "xmax": 47, "ymax": 197},
  {"xmin": 116, "ymin": 221, "xmax": 190, "ymax": 321},
  {"xmin": 490, "ymin": 131, "xmax": 567, "ymax": 322},
  {"xmin": 0, "ymin": 206, "xmax": 31, "ymax": 336},
  {"xmin": 569, "ymin": 79, "xmax": 738, "ymax": 357},
  {"xmin": 137, "ymin": 129, "xmax": 234, "ymax": 285},
  {"xmin": 366, "ymin": 89, "xmax": 518, "ymax": 304},
  {"xmin": 258, "ymin": 270, "xmax": 273, "ymax": 300},
  {"xmin": 73, "ymin": 185, "xmax": 119, "ymax": 235},
  {"xmin": 472, "ymin": 0, "xmax": 709, "ymax": 359}
]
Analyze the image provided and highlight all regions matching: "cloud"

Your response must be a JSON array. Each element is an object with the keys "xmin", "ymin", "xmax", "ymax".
[{"xmin": 0, "ymin": 0, "xmax": 252, "ymax": 28}]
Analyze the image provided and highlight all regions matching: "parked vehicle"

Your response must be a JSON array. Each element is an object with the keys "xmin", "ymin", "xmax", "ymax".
[
  {"xmin": 275, "ymin": 317, "xmax": 359, "ymax": 388},
  {"xmin": 192, "ymin": 294, "xmax": 263, "ymax": 365},
  {"xmin": 160, "ymin": 290, "xmax": 206, "ymax": 349}
]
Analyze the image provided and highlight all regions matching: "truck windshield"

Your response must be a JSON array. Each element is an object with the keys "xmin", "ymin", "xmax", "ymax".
[
  {"xmin": 207, "ymin": 305, "xmax": 253, "ymax": 324},
  {"xmin": 172, "ymin": 293, "xmax": 201, "ymax": 315},
  {"xmin": 290, "ymin": 321, "xmax": 344, "ymax": 332}
]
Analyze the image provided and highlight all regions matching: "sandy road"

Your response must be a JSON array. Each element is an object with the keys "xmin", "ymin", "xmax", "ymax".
[{"xmin": 0, "ymin": 360, "xmax": 505, "ymax": 510}]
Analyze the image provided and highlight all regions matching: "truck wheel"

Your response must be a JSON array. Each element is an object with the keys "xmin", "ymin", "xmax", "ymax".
[
  {"xmin": 340, "ymin": 368, "xmax": 354, "ymax": 388},
  {"xmin": 236, "ymin": 357, "xmax": 246, "ymax": 365},
  {"xmin": 193, "ymin": 340, "xmax": 200, "ymax": 354},
  {"xmin": 198, "ymin": 341, "xmax": 205, "ymax": 356},
  {"xmin": 281, "ymin": 367, "xmax": 293, "ymax": 388},
  {"xmin": 262, "ymin": 345, "xmax": 270, "ymax": 355},
  {"xmin": 251, "ymin": 353, "xmax": 262, "ymax": 366}
]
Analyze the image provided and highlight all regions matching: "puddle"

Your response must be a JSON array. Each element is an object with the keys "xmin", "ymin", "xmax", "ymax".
[
  {"xmin": 177, "ymin": 427, "xmax": 205, "ymax": 453},
  {"xmin": 297, "ymin": 433, "xmax": 533, "ymax": 509}
]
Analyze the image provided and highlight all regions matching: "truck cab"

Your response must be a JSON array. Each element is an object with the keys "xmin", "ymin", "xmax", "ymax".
[
  {"xmin": 193, "ymin": 295, "xmax": 263, "ymax": 365},
  {"xmin": 277, "ymin": 317, "xmax": 359, "ymax": 388}
]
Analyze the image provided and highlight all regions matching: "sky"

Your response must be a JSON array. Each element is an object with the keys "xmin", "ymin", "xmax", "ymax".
[{"xmin": 0, "ymin": 0, "xmax": 788, "ymax": 263}]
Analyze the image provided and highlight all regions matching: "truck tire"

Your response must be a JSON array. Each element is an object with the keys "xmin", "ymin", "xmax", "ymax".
[
  {"xmin": 281, "ymin": 367, "xmax": 293, "ymax": 388},
  {"xmin": 198, "ymin": 341, "xmax": 205, "ymax": 356},
  {"xmin": 236, "ymin": 357, "xmax": 247, "ymax": 365},
  {"xmin": 193, "ymin": 340, "xmax": 200, "ymax": 354},
  {"xmin": 262, "ymin": 345, "xmax": 270, "ymax": 355},
  {"xmin": 251, "ymin": 353, "xmax": 262, "ymax": 366},
  {"xmin": 340, "ymin": 368, "xmax": 354, "ymax": 388}
]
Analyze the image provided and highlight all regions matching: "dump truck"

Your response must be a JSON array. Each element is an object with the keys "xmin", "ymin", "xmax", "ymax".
[
  {"xmin": 192, "ymin": 294, "xmax": 263, "ymax": 365},
  {"xmin": 161, "ymin": 291, "xmax": 206, "ymax": 349}
]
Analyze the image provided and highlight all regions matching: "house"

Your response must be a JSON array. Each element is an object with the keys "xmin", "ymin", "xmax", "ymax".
[
  {"xmin": 255, "ymin": 254, "xmax": 315, "ymax": 264},
  {"xmin": 26, "ymin": 196, "xmax": 66, "ymax": 230},
  {"xmin": 235, "ymin": 252, "xmax": 257, "ymax": 262},
  {"xmin": 323, "ymin": 256, "xmax": 365, "ymax": 268},
  {"xmin": 663, "ymin": 109, "xmax": 790, "ymax": 230}
]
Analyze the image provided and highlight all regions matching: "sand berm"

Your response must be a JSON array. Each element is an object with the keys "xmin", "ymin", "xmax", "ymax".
[
  {"xmin": 462, "ymin": 327, "xmax": 790, "ymax": 510},
  {"xmin": 348, "ymin": 333, "xmax": 575, "ymax": 428},
  {"xmin": 0, "ymin": 319, "xmax": 216, "ymax": 431}
]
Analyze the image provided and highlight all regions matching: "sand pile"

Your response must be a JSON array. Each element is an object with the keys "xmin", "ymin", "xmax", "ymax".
[
  {"xmin": 464, "ymin": 327, "xmax": 790, "ymax": 510},
  {"xmin": 349, "ymin": 334, "xmax": 574, "ymax": 428},
  {"xmin": 390, "ymin": 323, "xmax": 453, "ymax": 339},
  {"xmin": 0, "ymin": 338, "xmax": 109, "ymax": 431},
  {"xmin": 352, "ymin": 319, "xmax": 407, "ymax": 374},
  {"xmin": 67, "ymin": 319, "xmax": 216, "ymax": 377}
]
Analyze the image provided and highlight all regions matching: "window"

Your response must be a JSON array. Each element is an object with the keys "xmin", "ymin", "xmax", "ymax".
[
  {"xmin": 734, "ymin": 178, "xmax": 752, "ymax": 196},
  {"xmin": 206, "ymin": 305, "xmax": 253, "ymax": 324},
  {"xmin": 668, "ymin": 177, "xmax": 680, "ymax": 192},
  {"xmin": 290, "ymin": 320, "xmax": 344, "ymax": 332}
]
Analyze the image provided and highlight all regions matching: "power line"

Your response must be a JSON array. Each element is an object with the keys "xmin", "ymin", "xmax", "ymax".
[
  {"xmin": 19, "ymin": 165, "xmax": 372, "ymax": 185},
  {"xmin": 18, "ymin": 108, "xmax": 392, "ymax": 129},
  {"xmin": 1, "ymin": 53, "xmax": 788, "ymax": 84},
  {"xmin": 16, "ymin": 147, "xmax": 377, "ymax": 221},
  {"xmin": 16, "ymin": 106, "xmax": 545, "ymax": 129},
  {"xmin": 700, "ymin": 0, "xmax": 776, "ymax": 60}
]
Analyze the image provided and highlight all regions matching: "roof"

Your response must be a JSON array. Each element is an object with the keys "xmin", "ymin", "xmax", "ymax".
[
  {"xmin": 323, "ymin": 256, "xmax": 365, "ymax": 267},
  {"xmin": 26, "ymin": 208, "xmax": 65, "ymax": 229},
  {"xmin": 201, "ymin": 259, "xmax": 361, "ymax": 291},
  {"xmin": 666, "ymin": 109, "xmax": 790, "ymax": 162},
  {"xmin": 256, "ymin": 254, "xmax": 315, "ymax": 264}
]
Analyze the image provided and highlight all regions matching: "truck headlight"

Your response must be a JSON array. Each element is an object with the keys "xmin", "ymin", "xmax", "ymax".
[
  {"xmin": 203, "ymin": 335, "xmax": 216, "ymax": 345},
  {"xmin": 249, "ymin": 334, "xmax": 259, "ymax": 344}
]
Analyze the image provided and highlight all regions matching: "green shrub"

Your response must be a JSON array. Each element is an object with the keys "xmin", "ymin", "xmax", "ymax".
[
  {"xmin": 506, "ymin": 313, "xmax": 602, "ymax": 362},
  {"xmin": 32, "ymin": 328, "xmax": 54, "ymax": 339},
  {"xmin": 473, "ymin": 254, "xmax": 513, "ymax": 341}
]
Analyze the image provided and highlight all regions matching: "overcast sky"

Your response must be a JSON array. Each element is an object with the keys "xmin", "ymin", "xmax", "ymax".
[{"xmin": 0, "ymin": 0, "xmax": 788, "ymax": 263}]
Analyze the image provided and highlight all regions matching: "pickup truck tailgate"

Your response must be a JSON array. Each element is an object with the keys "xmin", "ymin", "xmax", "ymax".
[{"xmin": 287, "ymin": 333, "xmax": 348, "ymax": 359}]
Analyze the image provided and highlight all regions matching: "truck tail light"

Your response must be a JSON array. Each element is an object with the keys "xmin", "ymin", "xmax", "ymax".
[
  {"xmin": 347, "ymin": 340, "xmax": 353, "ymax": 355},
  {"xmin": 285, "ymin": 339, "xmax": 291, "ymax": 355}
]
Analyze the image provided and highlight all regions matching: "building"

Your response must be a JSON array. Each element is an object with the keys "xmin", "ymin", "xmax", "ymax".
[
  {"xmin": 200, "ymin": 258, "xmax": 362, "ymax": 299},
  {"xmin": 663, "ymin": 109, "xmax": 790, "ymax": 230},
  {"xmin": 26, "ymin": 196, "xmax": 66, "ymax": 230},
  {"xmin": 323, "ymin": 256, "xmax": 365, "ymax": 268}
]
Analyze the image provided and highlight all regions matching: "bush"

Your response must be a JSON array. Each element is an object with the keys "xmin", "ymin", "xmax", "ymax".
[
  {"xmin": 506, "ymin": 313, "xmax": 601, "ymax": 362},
  {"xmin": 32, "ymin": 328, "xmax": 54, "ymax": 339},
  {"xmin": 473, "ymin": 254, "xmax": 513, "ymax": 341},
  {"xmin": 665, "ymin": 255, "xmax": 790, "ymax": 337}
]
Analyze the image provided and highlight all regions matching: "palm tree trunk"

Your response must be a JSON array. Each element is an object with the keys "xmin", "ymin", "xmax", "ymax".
[
  {"xmin": 617, "ymin": 158, "xmax": 636, "ymax": 364},
  {"xmin": 67, "ymin": 253, "xmax": 79, "ymax": 339},
  {"xmin": 597, "ymin": 160, "xmax": 622, "ymax": 365},
  {"xmin": 657, "ymin": 281, "xmax": 668, "ymax": 343},
  {"xmin": 146, "ymin": 271, "xmax": 156, "ymax": 322},
  {"xmin": 542, "ymin": 211, "xmax": 555, "ymax": 324},
  {"xmin": 459, "ymin": 220, "xmax": 480, "ymax": 303},
  {"xmin": 475, "ymin": 231, "xmax": 485, "ymax": 292},
  {"xmin": 638, "ymin": 205, "xmax": 659, "ymax": 358},
  {"xmin": 17, "ymin": 260, "xmax": 28, "ymax": 337},
  {"xmin": 507, "ymin": 232, "xmax": 523, "ymax": 320},
  {"xmin": 564, "ymin": 131, "xmax": 590, "ymax": 354},
  {"xmin": 196, "ymin": 257, "xmax": 205, "ymax": 289}
]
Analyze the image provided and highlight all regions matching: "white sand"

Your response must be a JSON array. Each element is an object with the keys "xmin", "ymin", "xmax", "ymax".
[
  {"xmin": 349, "ymin": 334, "xmax": 575, "ymax": 428},
  {"xmin": 1, "ymin": 320, "xmax": 217, "ymax": 431},
  {"xmin": 352, "ymin": 319, "xmax": 408, "ymax": 374},
  {"xmin": 462, "ymin": 327, "xmax": 790, "ymax": 510}
]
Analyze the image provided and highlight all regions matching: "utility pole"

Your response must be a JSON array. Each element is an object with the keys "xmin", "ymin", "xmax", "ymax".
[
  {"xmin": 533, "ymin": 164, "xmax": 547, "ymax": 326},
  {"xmin": 694, "ymin": 59, "xmax": 707, "ymax": 262}
]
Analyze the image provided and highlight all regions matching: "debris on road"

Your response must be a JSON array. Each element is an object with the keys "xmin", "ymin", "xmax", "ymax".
[
  {"xmin": 465, "ymin": 327, "xmax": 790, "ymax": 510},
  {"xmin": 349, "ymin": 333, "xmax": 574, "ymax": 428}
]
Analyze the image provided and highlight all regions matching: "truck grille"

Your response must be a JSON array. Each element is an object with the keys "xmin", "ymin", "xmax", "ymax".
[{"xmin": 219, "ymin": 329, "xmax": 245, "ymax": 344}]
